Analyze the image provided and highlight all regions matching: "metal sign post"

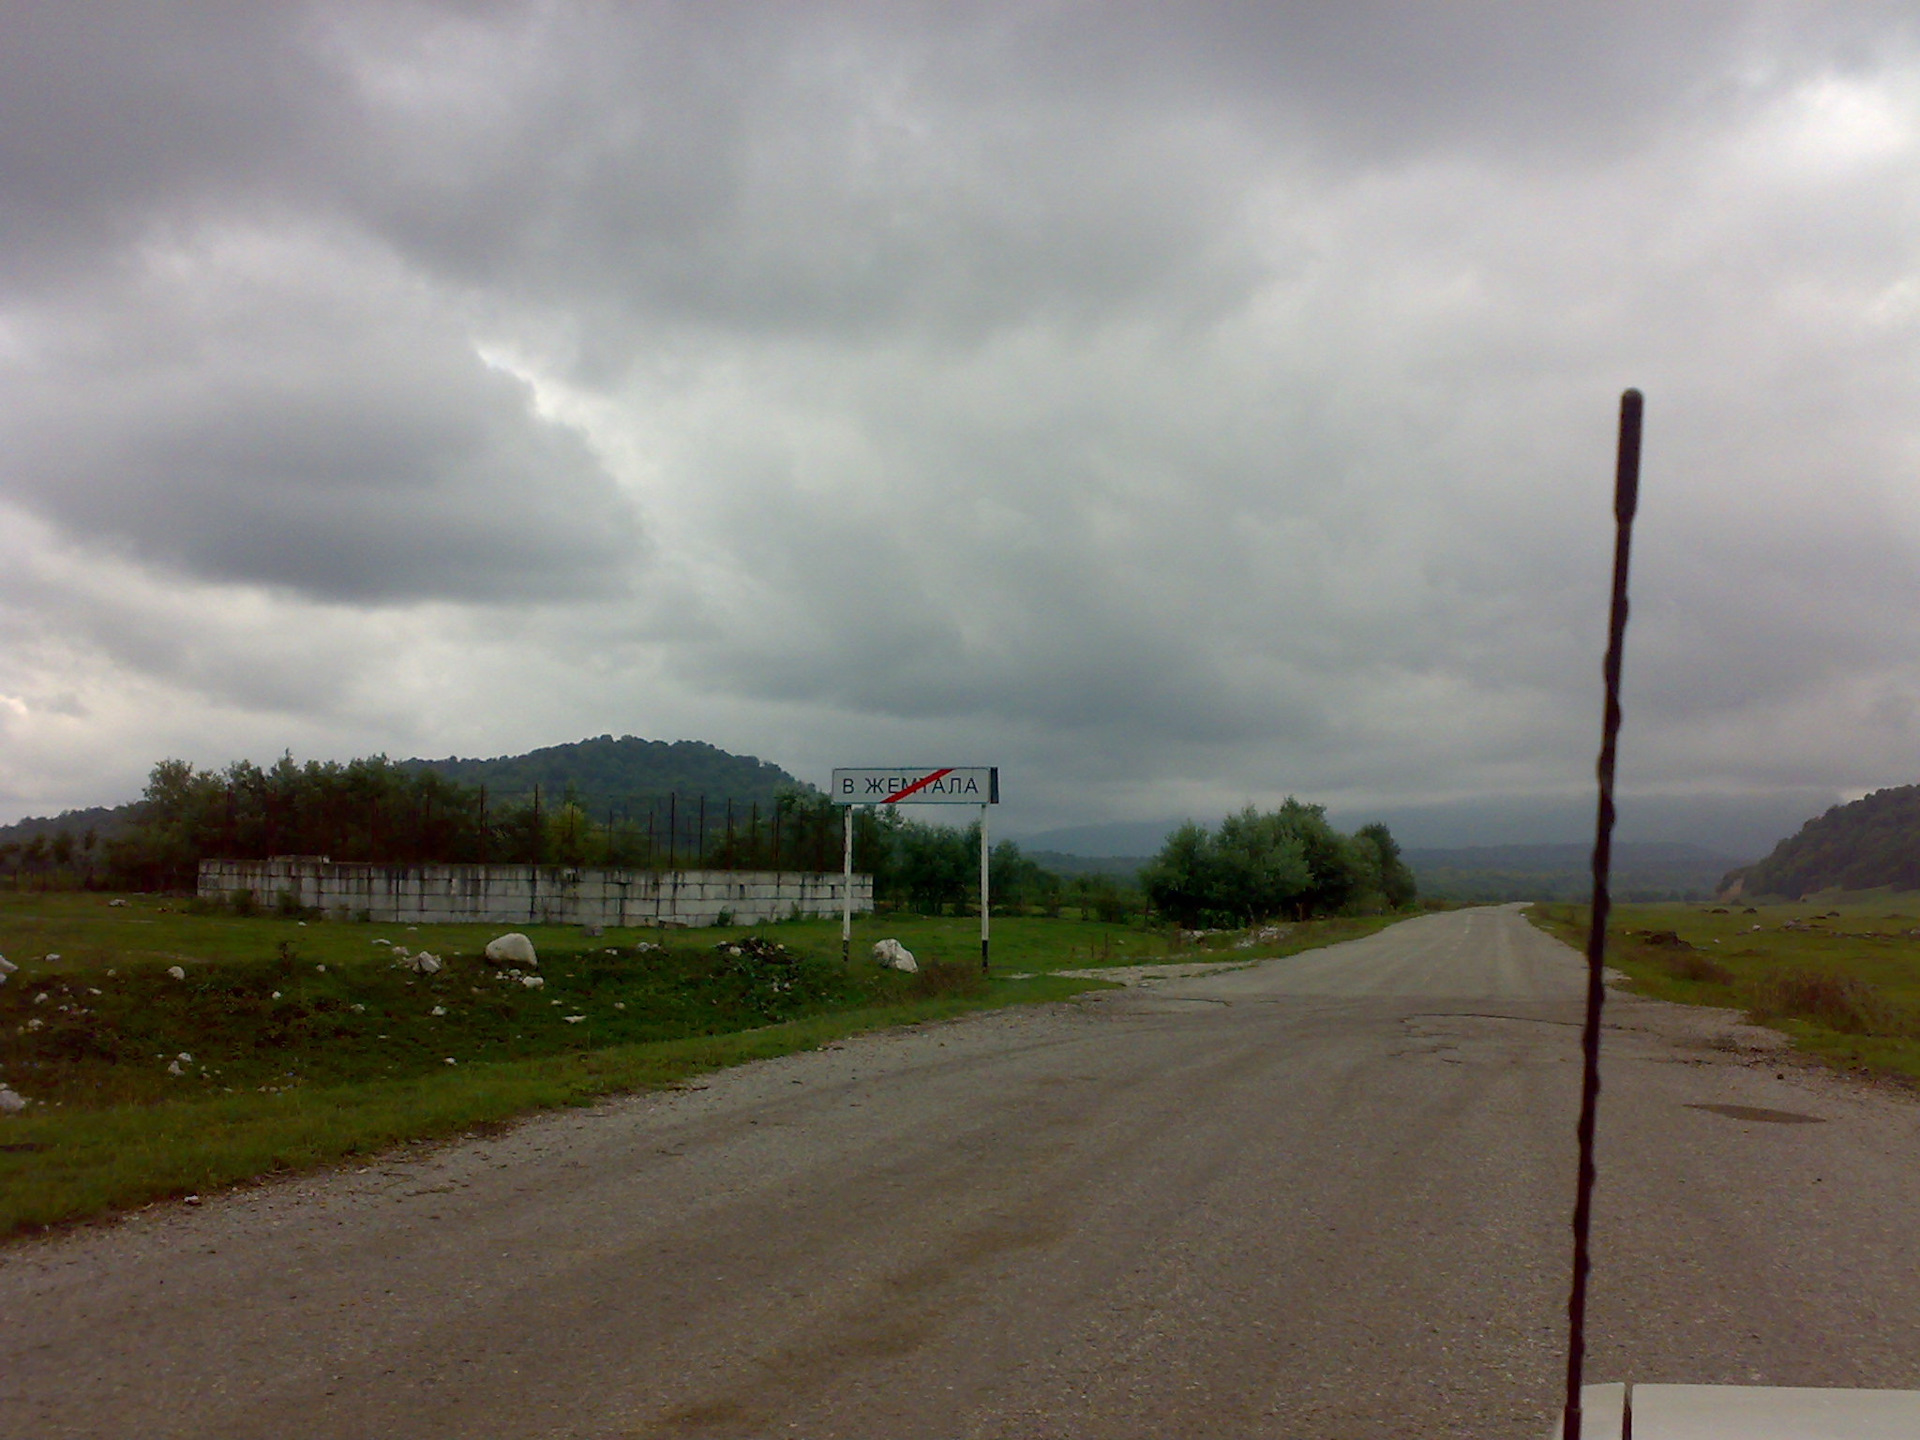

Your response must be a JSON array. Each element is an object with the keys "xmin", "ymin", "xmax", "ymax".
[
  {"xmin": 979, "ymin": 801, "xmax": 990, "ymax": 973},
  {"xmin": 831, "ymin": 767, "xmax": 1000, "ymax": 974},
  {"xmin": 842, "ymin": 804, "xmax": 854, "ymax": 967}
]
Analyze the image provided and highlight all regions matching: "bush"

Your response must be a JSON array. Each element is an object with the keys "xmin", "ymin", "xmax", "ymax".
[
  {"xmin": 1750, "ymin": 967, "xmax": 1901, "ymax": 1035},
  {"xmin": 908, "ymin": 960, "xmax": 989, "ymax": 1000},
  {"xmin": 1141, "ymin": 802, "xmax": 1415, "ymax": 926},
  {"xmin": 1661, "ymin": 951, "xmax": 1734, "ymax": 985}
]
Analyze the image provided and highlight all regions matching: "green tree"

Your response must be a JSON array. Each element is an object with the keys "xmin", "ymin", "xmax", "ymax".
[
  {"xmin": 1357, "ymin": 822, "xmax": 1418, "ymax": 909},
  {"xmin": 1142, "ymin": 802, "xmax": 1412, "ymax": 925}
]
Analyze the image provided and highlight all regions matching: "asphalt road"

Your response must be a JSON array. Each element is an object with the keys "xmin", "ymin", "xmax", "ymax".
[{"xmin": 7, "ymin": 905, "xmax": 1920, "ymax": 1439}]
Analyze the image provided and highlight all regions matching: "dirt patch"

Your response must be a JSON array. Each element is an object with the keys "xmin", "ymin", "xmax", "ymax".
[{"xmin": 1053, "ymin": 961, "xmax": 1255, "ymax": 986}]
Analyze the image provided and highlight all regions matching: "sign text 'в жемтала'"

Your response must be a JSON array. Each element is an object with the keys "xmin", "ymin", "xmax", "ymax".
[{"xmin": 830, "ymin": 768, "xmax": 999, "ymax": 805}]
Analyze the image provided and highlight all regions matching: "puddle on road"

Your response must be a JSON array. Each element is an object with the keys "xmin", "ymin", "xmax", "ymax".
[{"xmin": 1685, "ymin": 1102, "xmax": 1825, "ymax": 1125}]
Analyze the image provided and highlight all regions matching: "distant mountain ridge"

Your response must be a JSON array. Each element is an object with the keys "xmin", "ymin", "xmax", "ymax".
[
  {"xmin": 0, "ymin": 803, "xmax": 136, "ymax": 850},
  {"xmin": 1405, "ymin": 842, "xmax": 1746, "ymax": 904},
  {"xmin": 1722, "ymin": 784, "xmax": 1920, "ymax": 899}
]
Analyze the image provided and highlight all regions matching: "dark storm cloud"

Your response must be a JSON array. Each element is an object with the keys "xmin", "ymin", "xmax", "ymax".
[
  {"xmin": 3, "ymin": 1, "xmax": 1919, "ymax": 841},
  {"xmin": 1, "ymin": 229, "xmax": 636, "ymax": 602}
]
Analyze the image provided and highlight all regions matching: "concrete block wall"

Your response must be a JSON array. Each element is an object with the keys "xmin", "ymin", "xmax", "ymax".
[{"xmin": 197, "ymin": 859, "xmax": 873, "ymax": 928}]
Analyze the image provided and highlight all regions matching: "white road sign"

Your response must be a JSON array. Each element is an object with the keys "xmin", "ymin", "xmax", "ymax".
[{"xmin": 830, "ymin": 767, "xmax": 999, "ymax": 805}]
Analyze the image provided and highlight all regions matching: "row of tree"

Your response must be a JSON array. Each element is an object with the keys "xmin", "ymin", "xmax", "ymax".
[
  {"xmin": 92, "ymin": 755, "xmax": 863, "ymax": 892},
  {"xmin": 1141, "ymin": 801, "xmax": 1416, "ymax": 926},
  {"xmin": 4, "ymin": 755, "xmax": 1416, "ymax": 924}
]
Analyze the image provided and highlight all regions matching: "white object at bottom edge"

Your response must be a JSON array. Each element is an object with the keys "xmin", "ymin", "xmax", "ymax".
[{"xmin": 1550, "ymin": 1382, "xmax": 1920, "ymax": 1440}]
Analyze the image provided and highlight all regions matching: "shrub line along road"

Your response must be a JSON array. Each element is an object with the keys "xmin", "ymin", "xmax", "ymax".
[{"xmin": 6, "ymin": 906, "xmax": 1920, "ymax": 1438}]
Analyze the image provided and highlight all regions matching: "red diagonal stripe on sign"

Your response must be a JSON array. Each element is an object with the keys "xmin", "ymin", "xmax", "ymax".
[{"xmin": 885, "ymin": 768, "xmax": 954, "ymax": 804}]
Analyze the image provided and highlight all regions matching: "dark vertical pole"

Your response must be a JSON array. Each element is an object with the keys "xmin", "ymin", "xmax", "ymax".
[
  {"xmin": 698, "ymin": 794, "xmax": 706, "ymax": 868},
  {"xmin": 841, "ymin": 805, "xmax": 853, "ymax": 967},
  {"xmin": 979, "ymin": 802, "xmax": 991, "ymax": 974},
  {"xmin": 726, "ymin": 798, "xmax": 734, "ymax": 867},
  {"xmin": 667, "ymin": 794, "xmax": 677, "ymax": 870},
  {"xmin": 531, "ymin": 784, "xmax": 542, "ymax": 866},
  {"xmin": 772, "ymin": 808, "xmax": 781, "ymax": 871},
  {"xmin": 1563, "ymin": 388, "xmax": 1643, "ymax": 1440}
]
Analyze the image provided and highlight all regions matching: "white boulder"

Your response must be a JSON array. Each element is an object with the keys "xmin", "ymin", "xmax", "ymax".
[
  {"xmin": 402, "ymin": 951, "xmax": 443, "ymax": 975},
  {"xmin": 485, "ymin": 933, "xmax": 538, "ymax": 967},
  {"xmin": 0, "ymin": 1088, "xmax": 25, "ymax": 1112},
  {"xmin": 167, "ymin": 965, "xmax": 186, "ymax": 980},
  {"xmin": 871, "ymin": 938, "xmax": 919, "ymax": 974}
]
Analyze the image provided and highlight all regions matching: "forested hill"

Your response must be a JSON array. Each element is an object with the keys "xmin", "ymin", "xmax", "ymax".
[
  {"xmin": 1723, "ymin": 784, "xmax": 1920, "ymax": 899},
  {"xmin": 402, "ymin": 735, "xmax": 809, "ymax": 816}
]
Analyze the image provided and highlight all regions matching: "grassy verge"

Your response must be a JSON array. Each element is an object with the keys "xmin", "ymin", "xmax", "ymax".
[
  {"xmin": 1527, "ymin": 895, "xmax": 1920, "ymax": 1086},
  {"xmin": 0, "ymin": 894, "xmax": 1403, "ymax": 1235}
]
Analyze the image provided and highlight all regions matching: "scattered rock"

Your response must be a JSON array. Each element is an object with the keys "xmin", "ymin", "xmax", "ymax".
[
  {"xmin": 521, "ymin": 975, "xmax": 545, "ymax": 989},
  {"xmin": 167, "ymin": 965, "xmax": 187, "ymax": 980},
  {"xmin": 108, "ymin": 899, "xmax": 127, "ymax": 908},
  {"xmin": 0, "ymin": 1088, "xmax": 26, "ymax": 1113},
  {"xmin": 871, "ymin": 938, "xmax": 919, "ymax": 973},
  {"xmin": 1234, "ymin": 923, "xmax": 1295, "ymax": 949},
  {"xmin": 402, "ymin": 951, "xmax": 443, "ymax": 975},
  {"xmin": 486, "ymin": 933, "xmax": 538, "ymax": 967},
  {"xmin": 431, "ymin": 1005, "xmax": 447, "ymax": 1016},
  {"xmin": 563, "ymin": 1015, "xmax": 586, "ymax": 1024}
]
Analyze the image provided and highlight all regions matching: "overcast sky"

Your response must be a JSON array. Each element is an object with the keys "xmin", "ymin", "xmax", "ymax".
[{"xmin": 4, "ymin": 2, "xmax": 1919, "ymax": 853}]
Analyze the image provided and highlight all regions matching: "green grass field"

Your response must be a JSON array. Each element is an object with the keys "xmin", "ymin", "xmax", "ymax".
[
  {"xmin": 1529, "ymin": 892, "xmax": 1920, "ymax": 1087},
  {"xmin": 0, "ymin": 893, "xmax": 1400, "ymax": 1235}
]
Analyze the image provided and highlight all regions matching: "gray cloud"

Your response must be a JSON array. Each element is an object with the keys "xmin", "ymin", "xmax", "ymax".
[
  {"xmin": 2, "ymin": 227, "xmax": 638, "ymax": 602},
  {"xmin": 3, "ymin": 2, "xmax": 1920, "ymax": 850}
]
